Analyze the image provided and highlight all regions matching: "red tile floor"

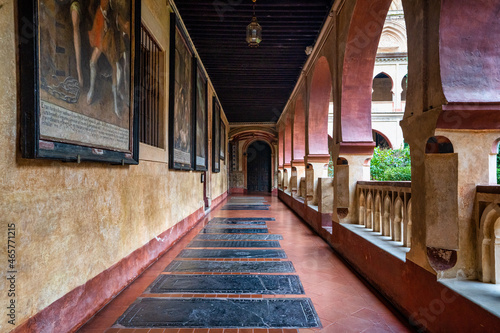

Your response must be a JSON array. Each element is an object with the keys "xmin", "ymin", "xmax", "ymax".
[{"xmin": 78, "ymin": 195, "xmax": 412, "ymax": 333}]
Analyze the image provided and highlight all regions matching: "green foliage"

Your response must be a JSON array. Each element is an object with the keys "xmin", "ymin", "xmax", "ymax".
[
  {"xmin": 328, "ymin": 155, "xmax": 334, "ymax": 178},
  {"xmin": 497, "ymin": 149, "xmax": 500, "ymax": 184},
  {"xmin": 382, "ymin": 166, "xmax": 412, "ymax": 181},
  {"xmin": 370, "ymin": 146, "xmax": 411, "ymax": 181}
]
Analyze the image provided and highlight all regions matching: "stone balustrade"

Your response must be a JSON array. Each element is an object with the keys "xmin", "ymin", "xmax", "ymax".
[
  {"xmin": 475, "ymin": 185, "xmax": 500, "ymax": 284},
  {"xmin": 357, "ymin": 181, "xmax": 412, "ymax": 247}
]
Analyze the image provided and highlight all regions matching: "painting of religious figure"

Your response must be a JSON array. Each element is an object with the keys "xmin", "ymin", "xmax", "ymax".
[
  {"xmin": 220, "ymin": 120, "xmax": 226, "ymax": 161},
  {"xmin": 169, "ymin": 15, "xmax": 194, "ymax": 170},
  {"xmin": 212, "ymin": 97, "xmax": 221, "ymax": 173},
  {"xmin": 19, "ymin": 0, "xmax": 140, "ymax": 164},
  {"xmin": 195, "ymin": 64, "xmax": 208, "ymax": 171}
]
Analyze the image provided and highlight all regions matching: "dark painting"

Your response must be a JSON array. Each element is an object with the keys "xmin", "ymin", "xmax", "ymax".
[
  {"xmin": 169, "ymin": 15, "xmax": 194, "ymax": 170},
  {"xmin": 212, "ymin": 97, "xmax": 220, "ymax": 173},
  {"xmin": 19, "ymin": 0, "xmax": 141, "ymax": 164},
  {"xmin": 195, "ymin": 64, "xmax": 208, "ymax": 171},
  {"xmin": 220, "ymin": 120, "xmax": 226, "ymax": 161}
]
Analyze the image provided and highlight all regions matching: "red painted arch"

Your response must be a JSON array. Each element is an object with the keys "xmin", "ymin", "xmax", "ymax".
[
  {"xmin": 278, "ymin": 128, "xmax": 284, "ymax": 167},
  {"xmin": 293, "ymin": 97, "xmax": 306, "ymax": 161},
  {"xmin": 285, "ymin": 115, "xmax": 292, "ymax": 166},
  {"xmin": 341, "ymin": 0, "xmax": 393, "ymax": 143},
  {"xmin": 308, "ymin": 57, "xmax": 332, "ymax": 155},
  {"xmin": 440, "ymin": 0, "xmax": 500, "ymax": 103}
]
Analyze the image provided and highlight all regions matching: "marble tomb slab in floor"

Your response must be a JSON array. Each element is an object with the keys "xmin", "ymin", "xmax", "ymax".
[
  {"xmin": 147, "ymin": 274, "xmax": 304, "ymax": 295},
  {"xmin": 115, "ymin": 298, "xmax": 321, "ymax": 328},
  {"xmin": 200, "ymin": 228, "xmax": 269, "ymax": 234},
  {"xmin": 177, "ymin": 249, "xmax": 287, "ymax": 259},
  {"xmin": 222, "ymin": 205, "xmax": 270, "ymax": 211},
  {"xmin": 164, "ymin": 260, "xmax": 295, "ymax": 273},
  {"xmin": 187, "ymin": 240, "xmax": 281, "ymax": 248},
  {"xmin": 211, "ymin": 217, "xmax": 275, "ymax": 222},
  {"xmin": 205, "ymin": 224, "xmax": 268, "ymax": 229},
  {"xmin": 194, "ymin": 234, "xmax": 283, "ymax": 241},
  {"xmin": 208, "ymin": 220, "xmax": 267, "ymax": 225}
]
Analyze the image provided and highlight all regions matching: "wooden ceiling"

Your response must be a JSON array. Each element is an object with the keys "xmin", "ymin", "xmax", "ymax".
[{"xmin": 174, "ymin": 0, "xmax": 333, "ymax": 123}]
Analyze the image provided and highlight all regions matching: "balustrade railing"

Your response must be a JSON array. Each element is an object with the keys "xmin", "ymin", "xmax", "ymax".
[
  {"xmin": 475, "ymin": 185, "xmax": 500, "ymax": 284},
  {"xmin": 357, "ymin": 181, "xmax": 412, "ymax": 248}
]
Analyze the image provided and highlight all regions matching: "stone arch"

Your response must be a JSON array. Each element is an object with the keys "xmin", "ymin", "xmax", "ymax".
[
  {"xmin": 401, "ymin": 74, "xmax": 408, "ymax": 101},
  {"xmin": 278, "ymin": 128, "xmax": 284, "ymax": 168},
  {"xmin": 374, "ymin": 193, "xmax": 382, "ymax": 233},
  {"xmin": 382, "ymin": 195, "xmax": 392, "ymax": 237},
  {"xmin": 359, "ymin": 191, "xmax": 366, "ymax": 226},
  {"xmin": 491, "ymin": 138, "xmax": 500, "ymax": 184},
  {"xmin": 372, "ymin": 72, "xmax": 394, "ymax": 102},
  {"xmin": 479, "ymin": 203, "xmax": 500, "ymax": 284},
  {"xmin": 308, "ymin": 56, "xmax": 332, "ymax": 155},
  {"xmin": 366, "ymin": 192, "xmax": 374, "ymax": 229},
  {"xmin": 425, "ymin": 136, "xmax": 454, "ymax": 154},
  {"xmin": 243, "ymin": 139, "xmax": 275, "ymax": 192},
  {"xmin": 373, "ymin": 130, "xmax": 393, "ymax": 149},
  {"xmin": 393, "ymin": 196, "xmax": 404, "ymax": 242},
  {"xmin": 284, "ymin": 115, "xmax": 293, "ymax": 166},
  {"xmin": 340, "ymin": 0, "xmax": 394, "ymax": 143},
  {"xmin": 293, "ymin": 97, "xmax": 306, "ymax": 162},
  {"xmin": 378, "ymin": 24, "xmax": 407, "ymax": 54},
  {"xmin": 405, "ymin": 199, "xmax": 412, "ymax": 247}
]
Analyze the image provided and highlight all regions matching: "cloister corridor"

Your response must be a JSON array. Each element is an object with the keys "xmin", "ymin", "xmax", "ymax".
[{"xmin": 78, "ymin": 195, "xmax": 411, "ymax": 333}]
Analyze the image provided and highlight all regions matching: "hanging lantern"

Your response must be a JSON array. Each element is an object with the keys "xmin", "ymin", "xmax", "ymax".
[{"xmin": 246, "ymin": 0, "xmax": 262, "ymax": 47}]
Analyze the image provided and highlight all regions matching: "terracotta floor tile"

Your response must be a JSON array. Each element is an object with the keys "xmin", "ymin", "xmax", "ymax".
[
  {"xmin": 224, "ymin": 329, "xmax": 238, "ymax": 333},
  {"xmin": 133, "ymin": 329, "xmax": 152, "ymax": 333},
  {"xmin": 238, "ymin": 329, "xmax": 253, "ymax": 333},
  {"xmin": 178, "ymin": 329, "xmax": 194, "ymax": 333},
  {"xmin": 78, "ymin": 195, "xmax": 409, "ymax": 333},
  {"xmin": 104, "ymin": 329, "xmax": 122, "ymax": 333}
]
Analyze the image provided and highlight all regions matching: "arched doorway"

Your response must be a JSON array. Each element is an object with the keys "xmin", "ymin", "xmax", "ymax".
[{"xmin": 247, "ymin": 141, "xmax": 272, "ymax": 192}]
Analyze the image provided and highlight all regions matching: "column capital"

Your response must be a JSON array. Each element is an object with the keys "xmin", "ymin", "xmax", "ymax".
[
  {"xmin": 305, "ymin": 154, "xmax": 330, "ymax": 164},
  {"xmin": 291, "ymin": 159, "xmax": 305, "ymax": 168},
  {"xmin": 339, "ymin": 142, "xmax": 375, "ymax": 155}
]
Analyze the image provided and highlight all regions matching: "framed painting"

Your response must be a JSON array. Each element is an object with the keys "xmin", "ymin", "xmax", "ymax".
[
  {"xmin": 169, "ymin": 13, "xmax": 195, "ymax": 170},
  {"xmin": 212, "ymin": 96, "xmax": 221, "ymax": 173},
  {"xmin": 220, "ymin": 120, "xmax": 226, "ymax": 161},
  {"xmin": 19, "ymin": 0, "xmax": 141, "ymax": 164},
  {"xmin": 194, "ymin": 62, "xmax": 208, "ymax": 171}
]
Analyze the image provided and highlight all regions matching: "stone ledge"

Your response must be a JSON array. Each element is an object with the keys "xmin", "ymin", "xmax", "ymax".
[
  {"xmin": 439, "ymin": 278, "xmax": 500, "ymax": 318},
  {"xmin": 340, "ymin": 223, "xmax": 410, "ymax": 262}
]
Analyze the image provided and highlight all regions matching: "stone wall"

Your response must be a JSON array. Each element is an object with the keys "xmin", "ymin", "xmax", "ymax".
[{"xmin": 0, "ymin": 1, "xmax": 228, "ymax": 331}]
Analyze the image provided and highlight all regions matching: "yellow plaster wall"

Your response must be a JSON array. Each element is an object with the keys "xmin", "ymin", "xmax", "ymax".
[{"xmin": 0, "ymin": 0, "xmax": 228, "ymax": 331}]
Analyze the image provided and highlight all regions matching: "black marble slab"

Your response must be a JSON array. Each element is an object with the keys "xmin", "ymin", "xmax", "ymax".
[
  {"xmin": 205, "ymin": 224, "xmax": 268, "ymax": 229},
  {"xmin": 177, "ymin": 249, "xmax": 287, "ymax": 259},
  {"xmin": 208, "ymin": 220, "xmax": 267, "ymax": 225},
  {"xmin": 194, "ymin": 234, "xmax": 283, "ymax": 241},
  {"xmin": 164, "ymin": 260, "xmax": 295, "ymax": 273},
  {"xmin": 222, "ymin": 205, "xmax": 270, "ymax": 211},
  {"xmin": 147, "ymin": 275, "xmax": 304, "ymax": 295},
  {"xmin": 187, "ymin": 240, "xmax": 281, "ymax": 248},
  {"xmin": 200, "ymin": 228, "xmax": 269, "ymax": 234},
  {"xmin": 116, "ymin": 298, "xmax": 321, "ymax": 328},
  {"xmin": 211, "ymin": 217, "xmax": 275, "ymax": 222}
]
